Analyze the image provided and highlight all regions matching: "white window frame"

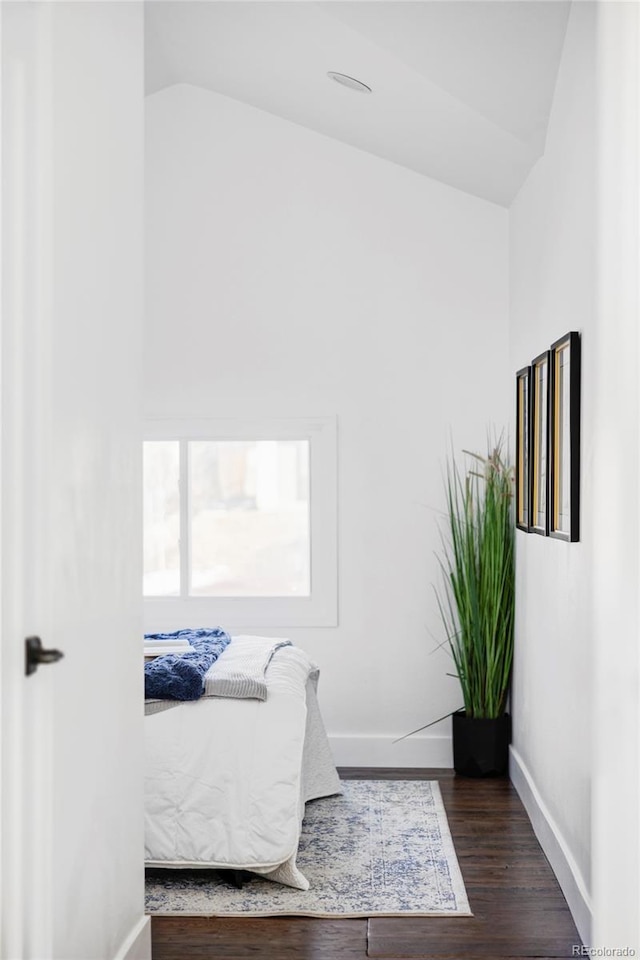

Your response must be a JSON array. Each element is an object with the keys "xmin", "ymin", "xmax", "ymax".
[{"xmin": 143, "ymin": 416, "xmax": 337, "ymax": 630}]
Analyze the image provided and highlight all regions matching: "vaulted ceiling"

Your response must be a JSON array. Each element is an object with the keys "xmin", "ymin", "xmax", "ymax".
[{"xmin": 145, "ymin": 1, "xmax": 571, "ymax": 207}]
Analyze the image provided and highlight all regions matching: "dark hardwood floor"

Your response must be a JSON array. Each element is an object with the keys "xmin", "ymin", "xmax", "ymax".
[{"xmin": 151, "ymin": 768, "xmax": 581, "ymax": 959}]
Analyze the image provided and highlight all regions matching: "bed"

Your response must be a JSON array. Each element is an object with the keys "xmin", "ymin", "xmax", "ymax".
[{"xmin": 144, "ymin": 639, "xmax": 341, "ymax": 890}]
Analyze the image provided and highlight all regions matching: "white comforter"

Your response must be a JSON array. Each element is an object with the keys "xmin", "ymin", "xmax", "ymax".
[{"xmin": 144, "ymin": 644, "xmax": 339, "ymax": 889}]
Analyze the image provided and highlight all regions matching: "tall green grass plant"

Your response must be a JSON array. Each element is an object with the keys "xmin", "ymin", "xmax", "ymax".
[{"xmin": 438, "ymin": 441, "xmax": 515, "ymax": 719}]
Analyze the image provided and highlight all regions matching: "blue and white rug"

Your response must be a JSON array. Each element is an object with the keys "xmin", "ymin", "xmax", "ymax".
[{"xmin": 145, "ymin": 780, "xmax": 472, "ymax": 917}]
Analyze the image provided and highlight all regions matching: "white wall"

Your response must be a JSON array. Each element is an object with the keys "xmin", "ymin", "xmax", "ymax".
[
  {"xmin": 509, "ymin": 3, "xmax": 640, "ymax": 947},
  {"xmin": 591, "ymin": 2, "xmax": 640, "ymax": 950},
  {"xmin": 145, "ymin": 83, "xmax": 510, "ymax": 767},
  {"xmin": 48, "ymin": 5, "xmax": 147, "ymax": 959}
]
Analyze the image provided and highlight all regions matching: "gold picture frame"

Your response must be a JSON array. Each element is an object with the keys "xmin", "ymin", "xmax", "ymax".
[
  {"xmin": 530, "ymin": 351, "xmax": 550, "ymax": 536},
  {"xmin": 549, "ymin": 332, "xmax": 581, "ymax": 541}
]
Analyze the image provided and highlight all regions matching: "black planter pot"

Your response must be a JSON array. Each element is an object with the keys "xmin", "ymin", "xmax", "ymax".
[{"xmin": 452, "ymin": 710, "xmax": 511, "ymax": 777}]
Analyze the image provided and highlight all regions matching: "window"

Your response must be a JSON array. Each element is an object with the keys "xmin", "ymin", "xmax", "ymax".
[{"xmin": 143, "ymin": 418, "xmax": 337, "ymax": 629}]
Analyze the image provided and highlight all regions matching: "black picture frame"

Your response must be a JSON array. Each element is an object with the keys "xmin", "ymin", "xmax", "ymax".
[
  {"xmin": 530, "ymin": 350, "xmax": 550, "ymax": 537},
  {"xmin": 549, "ymin": 332, "xmax": 581, "ymax": 542},
  {"xmin": 515, "ymin": 366, "xmax": 532, "ymax": 532}
]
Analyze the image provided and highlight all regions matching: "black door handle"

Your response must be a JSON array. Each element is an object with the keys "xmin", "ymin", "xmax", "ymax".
[{"xmin": 25, "ymin": 636, "xmax": 64, "ymax": 676}]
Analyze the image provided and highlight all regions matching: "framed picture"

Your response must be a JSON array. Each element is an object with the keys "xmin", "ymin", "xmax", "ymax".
[
  {"xmin": 515, "ymin": 366, "xmax": 531, "ymax": 532},
  {"xmin": 549, "ymin": 332, "xmax": 581, "ymax": 541},
  {"xmin": 530, "ymin": 351, "xmax": 550, "ymax": 536}
]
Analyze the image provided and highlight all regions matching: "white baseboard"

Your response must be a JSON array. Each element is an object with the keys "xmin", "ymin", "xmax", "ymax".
[
  {"xmin": 329, "ymin": 734, "xmax": 453, "ymax": 768},
  {"xmin": 114, "ymin": 915, "xmax": 151, "ymax": 960},
  {"xmin": 509, "ymin": 746, "xmax": 592, "ymax": 946}
]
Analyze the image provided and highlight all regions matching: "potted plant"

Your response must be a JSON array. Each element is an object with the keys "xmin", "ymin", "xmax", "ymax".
[{"xmin": 439, "ymin": 439, "xmax": 515, "ymax": 776}]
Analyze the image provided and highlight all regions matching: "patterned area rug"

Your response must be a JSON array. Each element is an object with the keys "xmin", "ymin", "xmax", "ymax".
[{"xmin": 145, "ymin": 780, "xmax": 471, "ymax": 917}]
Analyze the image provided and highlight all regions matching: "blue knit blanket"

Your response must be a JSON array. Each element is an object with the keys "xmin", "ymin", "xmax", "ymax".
[{"xmin": 144, "ymin": 628, "xmax": 231, "ymax": 701}]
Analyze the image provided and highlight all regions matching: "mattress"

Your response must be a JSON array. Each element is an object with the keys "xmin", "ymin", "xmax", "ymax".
[{"xmin": 144, "ymin": 644, "xmax": 340, "ymax": 889}]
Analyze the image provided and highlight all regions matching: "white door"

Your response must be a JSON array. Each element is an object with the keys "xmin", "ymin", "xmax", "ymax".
[{"xmin": 0, "ymin": 4, "xmax": 148, "ymax": 959}]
